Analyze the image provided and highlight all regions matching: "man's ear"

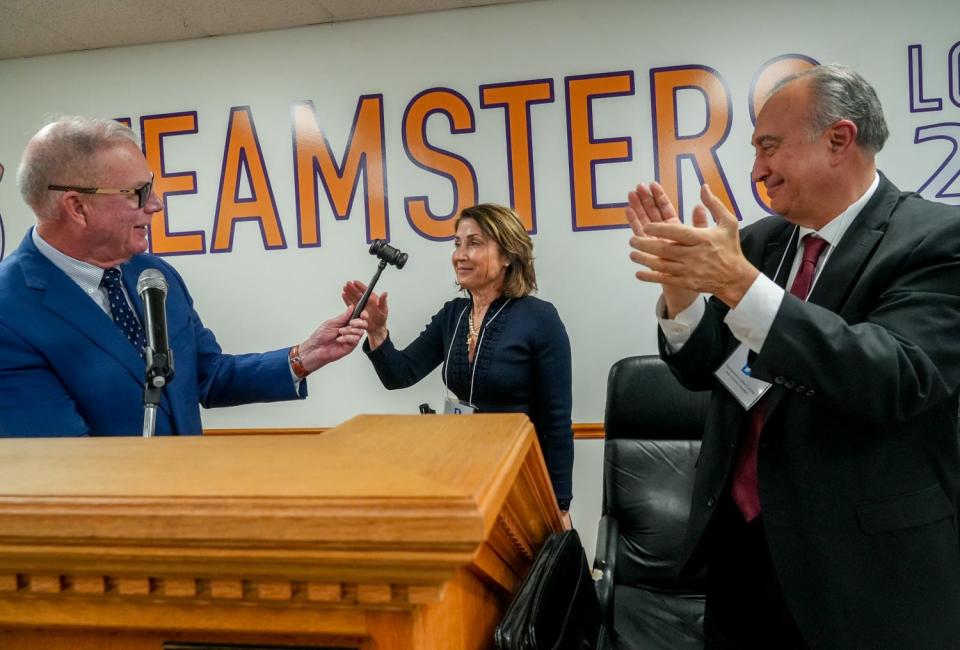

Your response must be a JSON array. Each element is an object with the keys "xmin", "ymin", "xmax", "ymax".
[
  {"xmin": 827, "ymin": 119, "xmax": 858, "ymax": 157},
  {"xmin": 60, "ymin": 192, "xmax": 88, "ymax": 226}
]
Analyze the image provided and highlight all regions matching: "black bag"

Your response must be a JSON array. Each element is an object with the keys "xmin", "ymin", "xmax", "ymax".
[{"xmin": 494, "ymin": 529, "xmax": 603, "ymax": 649}]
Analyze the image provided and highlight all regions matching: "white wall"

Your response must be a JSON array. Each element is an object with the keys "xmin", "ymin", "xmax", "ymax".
[{"xmin": 1, "ymin": 0, "xmax": 958, "ymax": 560}]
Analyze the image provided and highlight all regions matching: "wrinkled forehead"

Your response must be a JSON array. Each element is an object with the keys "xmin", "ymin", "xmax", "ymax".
[
  {"xmin": 753, "ymin": 82, "xmax": 813, "ymax": 138},
  {"xmin": 92, "ymin": 141, "xmax": 151, "ymax": 184}
]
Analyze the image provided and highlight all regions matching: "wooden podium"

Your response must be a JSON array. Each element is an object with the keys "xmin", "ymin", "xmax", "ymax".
[{"xmin": 0, "ymin": 414, "xmax": 561, "ymax": 649}]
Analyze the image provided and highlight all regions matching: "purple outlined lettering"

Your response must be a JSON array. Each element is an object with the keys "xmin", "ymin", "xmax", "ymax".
[
  {"xmin": 291, "ymin": 95, "xmax": 388, "ymax": 247},
  {"xmin": 909, "ymin": 45, "xmax": 944, "ymax": 113},
  {"xmin": 650, "ymin": 65, "xmax": 738, "ymax": 222},
  {"xmin": 140, "ymin": 111, "xmax": 205, "ymax": 256},
  {"xmin": 565, "ymin": 70, "xmax": 635, "ymax": 232},
  {"xmin": 211, "ymin": 106, "xmax": 285, "ymax": 253},
  {"xmin": 915, "ymin": 123, "xmax": 960, "ymax": 202},
  {"xmin": 402, "ymin": 87, "xmax": 479, "ymax": 241},
  {"xmin": 479, "ymin": 78, "xmax": 556, "ymax": 234},
  {"xmin": 950, "ymin": 41, "xmax": 960, "ymax": 110}
]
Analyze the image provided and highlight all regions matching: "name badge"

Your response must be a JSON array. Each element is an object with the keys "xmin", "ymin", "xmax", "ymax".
[
  {"xmin": 714, "ymin": 343, "xmax": 771, "ymax": 410},
  {"xmin": 443, "ymin": 397, "xmax": 476, "ymax": 415}
]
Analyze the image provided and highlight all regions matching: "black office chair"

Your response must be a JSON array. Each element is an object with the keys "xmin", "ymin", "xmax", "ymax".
[{"xmin": 593, "ymin": 355, "xmax": 710, "ymax": 649}]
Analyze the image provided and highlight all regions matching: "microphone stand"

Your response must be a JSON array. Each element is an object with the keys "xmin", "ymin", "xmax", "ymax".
[
  {"xmin": 142, "ymin": 393, "xmax": 159, "ymax": 438},
  {"xmin": 141, "ymin": 347, "xmax": 173, "ymax": 438},
  {"xmin": 351, "ymin": 259, "xmax": 388, "ymax": 320}
]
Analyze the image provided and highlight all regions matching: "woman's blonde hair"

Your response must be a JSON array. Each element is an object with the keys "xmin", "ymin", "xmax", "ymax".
[{"xmin": 455, "ymin": 203, "xmax": 536, "ymax": 298}]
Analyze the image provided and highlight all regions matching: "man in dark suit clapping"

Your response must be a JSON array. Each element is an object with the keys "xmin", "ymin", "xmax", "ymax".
[{"xmin": 627, "ymin": 63, "xmax": 960, "ymax": 648}]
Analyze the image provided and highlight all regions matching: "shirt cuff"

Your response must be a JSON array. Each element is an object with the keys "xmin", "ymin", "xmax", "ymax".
[
  {"xmin": 288, "ymin": 361, "xmax": 303, "ymax": 388},
  {"xmin": 723, "ymin": 273, "xmax": 784, "ymax": 353},
  {"xmin": 657, "ymin": 294, "xmax": 706, "ymax": 352}
]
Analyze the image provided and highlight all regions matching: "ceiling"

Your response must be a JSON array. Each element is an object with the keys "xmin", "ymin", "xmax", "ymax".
[{"xmin": 0, "ymin": 0, "xmax": 534, "ymax": 61}]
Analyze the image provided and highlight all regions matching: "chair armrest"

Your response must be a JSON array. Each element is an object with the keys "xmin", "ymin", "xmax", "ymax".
[{"xmin": 593, "ymin": 514, "xmax": 618, "ymax": 632}]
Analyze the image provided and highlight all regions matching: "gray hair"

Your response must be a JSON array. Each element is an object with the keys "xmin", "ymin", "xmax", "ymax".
[
  {"xmin": 770, "ymin": 63, "xmax": 888, "ymax": 154},
  {"xmin": 17, "ymin": 116, "xmax": 139, "ymax": 219}
]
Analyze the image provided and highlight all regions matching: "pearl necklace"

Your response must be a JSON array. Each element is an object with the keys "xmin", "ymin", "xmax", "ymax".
[{"xmin": 467, "ymin": 310, "xmax": 481, "ymax": 352}]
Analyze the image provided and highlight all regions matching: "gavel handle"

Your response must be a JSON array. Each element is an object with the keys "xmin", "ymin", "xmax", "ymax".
[{"xmin": 351, "ymin": 259, "xmax": 388, "ymax": 320}]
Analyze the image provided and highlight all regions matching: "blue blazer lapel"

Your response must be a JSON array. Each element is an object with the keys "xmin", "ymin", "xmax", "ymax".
[
  {"xmin": 20, "ymin": 234, "xmax": 179, "ymax": 432},
  {"xmin": 19, "ymin": 240, "xmax": 145, "ymax": 384},
  {"xmin": 122, "ymin": 262, "xmax": 146, "ymax": 323}
]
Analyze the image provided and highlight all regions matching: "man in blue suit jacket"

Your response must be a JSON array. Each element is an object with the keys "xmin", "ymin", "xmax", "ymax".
[{"xmin": 0, "ymin": 116, "xmax": 367, "ymax": 437}]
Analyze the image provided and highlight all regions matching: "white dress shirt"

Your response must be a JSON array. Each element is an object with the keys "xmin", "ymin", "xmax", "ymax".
[{"xmin": 32, "ymin": 226, "xmax": 137, "ymax": 321}]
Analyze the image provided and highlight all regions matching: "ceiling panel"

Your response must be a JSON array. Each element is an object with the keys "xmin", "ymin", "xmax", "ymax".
[
  {"xmin": 0, "ymin": 0, "xmax": 538, "ymax": 61},
  {"xmin": 318, "ymin": 0, "xmax": 470, "ymax": 21},
  {"xmin": 0, "ymin": 4, "xmax": 86, "ymax": 59},
  {"xmin": 159, "ymin": 0, "xmax": 335, "ymax": 36}
]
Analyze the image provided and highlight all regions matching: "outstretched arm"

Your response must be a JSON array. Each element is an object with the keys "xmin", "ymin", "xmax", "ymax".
[{"xmin": 296, "ymin": 306, "xmax": 368, "ymax": 374}]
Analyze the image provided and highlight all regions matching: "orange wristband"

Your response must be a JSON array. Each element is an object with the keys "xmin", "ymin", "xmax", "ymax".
[{"xmin": 289, "ymin": 345, "xmax": 308, "ymax": 380}]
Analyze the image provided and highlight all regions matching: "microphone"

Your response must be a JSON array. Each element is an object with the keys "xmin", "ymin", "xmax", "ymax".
[{"xmin": 136, "ymin": 269, "xmax": 174, "ymax": 389}]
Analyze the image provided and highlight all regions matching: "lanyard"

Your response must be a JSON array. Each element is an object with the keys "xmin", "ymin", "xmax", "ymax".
[
  {"xmin": 771, "ymin": 226, "xmax": 800, "ymax": 288},
  {"xmin": 443, "ymin": 298, "xmax": 512, "ymax": 405}
]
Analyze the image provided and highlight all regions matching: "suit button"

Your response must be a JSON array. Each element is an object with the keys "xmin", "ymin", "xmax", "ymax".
[
  {"xmin": 796, "ymin": 384, "xmax": 806, "ymax": 393},
  {"xmin": 774, "ymin": 376, "xmax": 785, "ymax": 384},
  {"xmin": 784, "ymin": 380, "xmax": 796, "ymax": 389},
  {"xmin": 807, "ymin": 389, "xmax": 816, "ymax": 396},
  {"xmin": 707, "ymin": 497, "xmax": 716, "ymax": 508}
]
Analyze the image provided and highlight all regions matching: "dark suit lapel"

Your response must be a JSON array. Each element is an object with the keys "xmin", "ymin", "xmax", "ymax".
[
  {"xmin": 760, "ymin": 223, "xmax": 800, "ymax": 287},
  {"xmin": 746, "ymin": 219, "xmax": 796, "ymax": 374},
  {"xmin": 761, "ymin": 174, "xmax": 894, "ymax": 423},
  {"xmin": 806, "ymin": 175, "xmax": 894, "ymax": 311}
]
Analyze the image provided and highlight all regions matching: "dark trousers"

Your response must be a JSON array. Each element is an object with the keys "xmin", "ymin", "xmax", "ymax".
[{"xmin": 703, "ymin": 498, "xmax": 808, "ymax": 649}]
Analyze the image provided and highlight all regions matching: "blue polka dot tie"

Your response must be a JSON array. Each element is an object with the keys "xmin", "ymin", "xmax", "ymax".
[{"xmin": 101, "ymin": 268, "xmax": 147, "ymax": 357}]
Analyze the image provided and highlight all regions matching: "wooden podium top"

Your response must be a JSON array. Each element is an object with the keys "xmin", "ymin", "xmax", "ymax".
[
  {"xmin": 1, "ymin": 414, "xmax": 529, "ymax": 501},
  {"xmin": 0, "ymin": 414, "xmax": 560, "ymax": 619}
]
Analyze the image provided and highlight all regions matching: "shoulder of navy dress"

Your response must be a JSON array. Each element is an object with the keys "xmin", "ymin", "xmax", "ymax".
[{"xmin": 514, "ymin": 295, "xmax": 564, "ymax": 323}]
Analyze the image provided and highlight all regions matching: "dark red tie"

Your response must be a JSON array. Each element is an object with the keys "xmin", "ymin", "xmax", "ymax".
[{"xmin": 731, "ymin": 234, "xmax": 830, "ymax": 521}]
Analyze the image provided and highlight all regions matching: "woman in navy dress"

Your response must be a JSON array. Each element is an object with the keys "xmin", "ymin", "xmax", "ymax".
[{"xmin": 343, "ymin": 204, "xmax": 574, "ymax": 515}]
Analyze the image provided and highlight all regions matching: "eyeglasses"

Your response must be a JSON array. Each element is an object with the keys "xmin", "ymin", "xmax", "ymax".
[{"xmin": 48, "ymin": 172, "xmax": 154, "ymax": 209}]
